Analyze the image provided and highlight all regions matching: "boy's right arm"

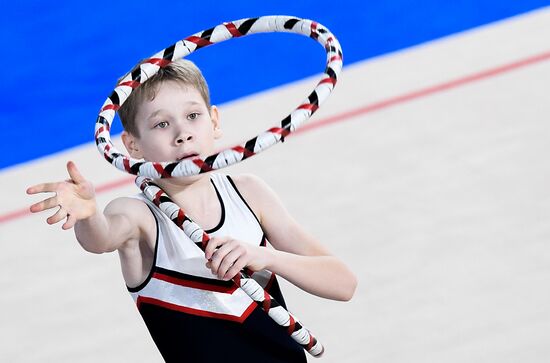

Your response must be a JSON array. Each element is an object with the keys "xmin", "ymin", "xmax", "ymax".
[
  {"xmin": 27, "ymin": 161, "xmax": 151, "ymax": 254},
  {"xmin": 73, "ymin": 198, "xmax": 147, "ymax": 254}
]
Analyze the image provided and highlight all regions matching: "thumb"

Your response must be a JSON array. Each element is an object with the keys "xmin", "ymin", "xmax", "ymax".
[{"xmin": 66, "ymin": 161, "xmax": 86, "ymax": 184}]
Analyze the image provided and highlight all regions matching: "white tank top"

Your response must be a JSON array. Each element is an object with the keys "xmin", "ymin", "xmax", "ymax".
[{"xmin": 128, "ymin": 173, "xmax": 275, "ymax": 321}]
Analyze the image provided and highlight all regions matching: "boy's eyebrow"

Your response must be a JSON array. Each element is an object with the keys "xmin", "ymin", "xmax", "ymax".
[
  {"xmin": 147, "ymin": 109, "xmax": 168, "ymax": 121},
  {"xmin": 147, "ymin": 101, "xmax": 203, "ymax": 120}
]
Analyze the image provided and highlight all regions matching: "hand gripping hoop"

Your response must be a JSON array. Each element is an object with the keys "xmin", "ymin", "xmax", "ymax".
[{"xmin": 95, "ymin": 16, "xmax": 343, "ymax": 357}]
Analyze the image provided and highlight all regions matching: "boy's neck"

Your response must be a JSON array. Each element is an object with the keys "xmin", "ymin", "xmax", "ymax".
[
  {"xmin": 153, "ymin": 173, "xmax": 221, "ymax": 227},
  {"xmin": 154, "ymin": 173, "xmax": 212, "ymax": 197}
]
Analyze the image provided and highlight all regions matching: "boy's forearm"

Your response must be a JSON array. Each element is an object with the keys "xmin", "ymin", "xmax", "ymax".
[{"xmin": 264, "ymin": 249, "xmax": 357, "ymax": 301}]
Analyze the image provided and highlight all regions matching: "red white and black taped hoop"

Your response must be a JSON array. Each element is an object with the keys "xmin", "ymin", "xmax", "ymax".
[
  {"xmin": 96, "ymin": 15, "xmax": 343, "ymax": 357},
  {"xmin": 95, "ymin": 15, "xmax": 342, "ymax": 178}
]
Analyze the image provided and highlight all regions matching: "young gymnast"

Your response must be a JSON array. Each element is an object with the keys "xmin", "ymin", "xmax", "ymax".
[{"xmin": 27, "ymin": 59, "xmax": 356, "ymax": 362}]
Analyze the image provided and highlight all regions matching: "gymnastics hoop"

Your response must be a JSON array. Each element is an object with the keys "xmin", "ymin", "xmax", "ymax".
[
  {"xmin": 95, "ymin": 15, "xmax": 342, "ymax": 178},
  {"xmin": 95, "ymin": 16, "xmax": 343, "ymax": 357}
]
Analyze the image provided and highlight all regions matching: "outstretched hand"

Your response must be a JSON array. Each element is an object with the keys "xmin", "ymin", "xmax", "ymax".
[{"xmin": 27, "ymin": 161, "xmax": 97, "ymax": 230}]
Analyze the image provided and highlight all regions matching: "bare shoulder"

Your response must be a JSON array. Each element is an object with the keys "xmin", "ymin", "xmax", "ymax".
[
  {"xmin": 230, "ymin": 173, "xmax": 267, "ymax": 192},
  {"xmin": 105, "ymin": 196, "xmax": 150, "ymax": 215},
  {"xmin": 229, "ymin": 174, "xmax": 285, "ymax": 222},
  {"xmin": 230, "ymin": 174, "xmax": 277, "ymax": 201},
  {"xmin": 230, "ymin": 174, "xmax": 329, "ymax": 255},
  {"xmin": 104, "ymin": 196, "xmax": 156, "ymax": 242}
]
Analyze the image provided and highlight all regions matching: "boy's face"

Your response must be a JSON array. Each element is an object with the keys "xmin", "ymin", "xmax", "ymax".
[{"xmin": 123, "ymin": 80, "xmax": 221, "ymax": 163}]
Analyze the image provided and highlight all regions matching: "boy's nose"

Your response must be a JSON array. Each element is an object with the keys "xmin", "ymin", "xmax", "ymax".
[{"xmin": 175, "ymin": 134, "xmax": 192, "ymax": 145}]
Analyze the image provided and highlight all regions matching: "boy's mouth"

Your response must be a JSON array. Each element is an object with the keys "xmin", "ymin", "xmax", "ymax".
[{"xmin": 177, "ymin": 153, "xmax": 199, "ymax": 161}]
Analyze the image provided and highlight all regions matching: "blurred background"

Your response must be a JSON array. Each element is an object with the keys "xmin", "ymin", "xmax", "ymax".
[
  {"xmin": 2, "ymin": 0, "xmax": 549, "ymax": 169},
  {"xmin": 1, "ymin": 1, "xmax": 550, "ymax": 362}
]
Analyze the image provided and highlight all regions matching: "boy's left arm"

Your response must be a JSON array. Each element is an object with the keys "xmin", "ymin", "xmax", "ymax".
[{"xmin": 205, "ymin": 174, "xmax": 357, "ymax": 301}]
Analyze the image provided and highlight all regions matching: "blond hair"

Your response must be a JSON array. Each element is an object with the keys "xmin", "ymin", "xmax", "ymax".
[{"xmin": 118, "ymin": 59, "xmax": 210, "ymax": 136}]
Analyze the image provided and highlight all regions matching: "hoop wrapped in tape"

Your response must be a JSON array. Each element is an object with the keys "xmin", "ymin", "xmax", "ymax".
[
  {"xmin": 95, "ymin": 15, "xmax": 342, "ymax": 179},
  {"xmin": 95, "ymin": 15, "xmax": 343, "ymax": 358}
]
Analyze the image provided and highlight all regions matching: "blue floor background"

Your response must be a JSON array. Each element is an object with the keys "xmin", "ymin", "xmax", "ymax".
[{"xmin": 1, "ymin": 0, "xmax": 548, "ymax": 169}]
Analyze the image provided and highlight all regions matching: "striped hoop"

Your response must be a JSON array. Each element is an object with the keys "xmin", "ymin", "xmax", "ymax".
[
  {"xmin": 95, "ymin": 15, "xmax": 342, "ymax": 178},
  {"xmin": 95, "ymin": 15, "xmax": 343, "ymax": 357}
]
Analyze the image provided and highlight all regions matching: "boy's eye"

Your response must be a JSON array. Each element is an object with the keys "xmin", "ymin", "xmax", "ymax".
[
  {"xmin": 188, "ymin": 113, "xmax": 199, "ymax": 120},
  {"xmin": 155, "ymin": 121, "xmax": 169, "ymax": 129}
]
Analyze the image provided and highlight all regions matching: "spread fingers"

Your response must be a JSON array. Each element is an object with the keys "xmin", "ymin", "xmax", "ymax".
[
  {"xmin": 30, "ymin": 195, "xmax": 59, "ymax": 213},
  {"xmin": 26, "ymin": 182, "xmax": 60, "ymax": 194},
  {"xmin": 47, "ymin": 207, "xmax": 69, "ymax": 225}
]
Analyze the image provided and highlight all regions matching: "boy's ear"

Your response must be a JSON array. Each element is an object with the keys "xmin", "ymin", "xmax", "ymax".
[
  {"xmin": 210, "ymin": 105, "xmax": 222, "ymax": 139},
  {"xmin": 121, "ymin": 131, "xmax": 144, "ymax": 159}
]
